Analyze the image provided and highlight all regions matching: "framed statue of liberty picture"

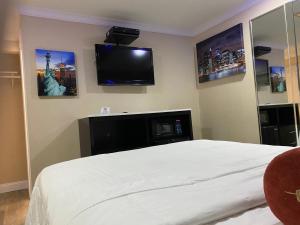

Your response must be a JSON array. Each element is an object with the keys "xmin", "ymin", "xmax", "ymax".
[
  {"xmin": 35, "ymin": 49, "xmax": 77, "ymax": 96},
  {"xmin": 270, "ymin": 66, "xmax": 286, "ymax": 93}
]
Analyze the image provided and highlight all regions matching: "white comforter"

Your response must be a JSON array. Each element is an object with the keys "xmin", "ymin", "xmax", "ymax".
[{"xmin": 26, "ymin": 140, "xmax": 289, "ymax": 225}]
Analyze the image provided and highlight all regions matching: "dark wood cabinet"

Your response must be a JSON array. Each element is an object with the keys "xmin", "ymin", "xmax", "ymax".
[
  {"xmin": 78, "ymin": 110, "xmax": 193, "ymax": 157},
  {"xmin": 259, "ymin": 104, "xmax": 299, "ymax": 146}
]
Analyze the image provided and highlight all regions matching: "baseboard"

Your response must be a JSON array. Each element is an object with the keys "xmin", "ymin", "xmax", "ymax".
[{"xmin": 0, "ymin": 180, "xmax": 28, "ymax": 194}]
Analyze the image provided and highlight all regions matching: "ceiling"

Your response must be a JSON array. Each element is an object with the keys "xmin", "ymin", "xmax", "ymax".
[{"xmin": 16, "ymin": 0, "xmax": 264, "ymax": 36}]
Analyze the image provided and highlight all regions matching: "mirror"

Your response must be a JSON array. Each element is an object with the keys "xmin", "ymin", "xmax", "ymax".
[
  {"xmin": 251, "ymin": 6, "xmax": 299, "ymax": 147},
  {"xmin": 252, "ymin": 7, "xmax": 288, "ymax": 105}
]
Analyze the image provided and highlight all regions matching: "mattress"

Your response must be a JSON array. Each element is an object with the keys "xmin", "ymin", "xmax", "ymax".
[{"xmin": 25, "ymin": 140, "xmax": 290, "ymax": 225}]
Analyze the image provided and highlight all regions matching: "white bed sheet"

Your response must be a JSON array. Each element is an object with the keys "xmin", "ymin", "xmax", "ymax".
[
  {"xmin": 25, "ymin": 140, "xmax": 290, "ymax": 225},
  {"xmin": 208, "ymin": 206, "xmax": 282, "ymax": 225}
]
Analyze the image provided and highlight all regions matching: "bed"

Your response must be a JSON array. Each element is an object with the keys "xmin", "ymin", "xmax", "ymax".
[
  {"xmin": 207, "ymin": 206, "xmax": 282, "ymax": 225},
  {"xmin": 25, "ymin": 140, "xmax": 289, "ymax": 225}
]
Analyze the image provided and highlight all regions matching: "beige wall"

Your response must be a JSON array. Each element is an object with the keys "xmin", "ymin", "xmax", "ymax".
[
  {"xmin": 20, "ymin": 16, "xmax": 201, "ymax": 187},
  {"xmin": 0, "ymin": 53, "xmax": 27, "ymax": 184},
  {"xmin": 193, "ymin": 0, "xmax": 287, "ymax": 143},
  {"xmin": 1, "ymin": 40, "xmax": 19, "ymax": 53}
]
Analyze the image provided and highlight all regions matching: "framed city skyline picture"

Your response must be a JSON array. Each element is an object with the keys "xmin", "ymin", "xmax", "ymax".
[
  {"xmin": 36, "ymin": 49, "xmax": 77, "ymax": 96},
  {"xmin": 196, "ymin": 24, "xmax": 246, "ymax": 83},
  {"xmin": 270, "ymin": 66, "xmax": 286, "ymax": 93}
]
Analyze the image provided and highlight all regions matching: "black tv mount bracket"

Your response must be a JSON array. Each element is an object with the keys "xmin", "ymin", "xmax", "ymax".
[{"xmin": 104, "ymin": 26, "xmax": 140, "ymax": 45}]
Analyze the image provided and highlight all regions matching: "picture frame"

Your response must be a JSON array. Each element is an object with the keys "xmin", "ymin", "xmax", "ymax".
[
  {"xmin": 36, "ymin": 49, "xmax": 77, "ymax": 96},
  {"xmin": 196, "ymin": 24, "xmax": 246, "ymax": 83},
  {"xmin": 270, "ymin": 66, "xmax": 286, "ymax": 93}
]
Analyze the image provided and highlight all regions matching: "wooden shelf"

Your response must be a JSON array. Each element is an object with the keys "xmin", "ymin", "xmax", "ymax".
[
  {"xmin": 0, "ymin": 75, "xmax": 21, "ymax": 79},
  {"xmin": 0, "ymin": 71, "xmax": 21, "ymax": 87}
]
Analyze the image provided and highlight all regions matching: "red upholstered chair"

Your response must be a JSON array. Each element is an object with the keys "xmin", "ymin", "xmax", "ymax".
[{"xmin": 264, "ymin": 148, "xmax": 300, "ymax": 225}]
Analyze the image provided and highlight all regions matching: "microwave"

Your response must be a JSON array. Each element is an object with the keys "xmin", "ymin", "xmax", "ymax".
[{"xmin": 151, "ymin": 119, "xmax": 182, "ymax": 138}]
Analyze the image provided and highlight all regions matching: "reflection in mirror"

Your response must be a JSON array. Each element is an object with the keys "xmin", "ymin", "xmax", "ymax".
[
  {"xmin": 286, "ymin": 0, "xmax": 300, "ymax": 146},
  {"xmin": 251, "ymin": 6, "xmax": 299, "ymax": 147},
  {"xmin": 289, "ymin": 1, "xmax": 300, "ymax": 102},
  {"xmin": 252, "ymin": 7, "xmax": 288, "ymax": 105}
]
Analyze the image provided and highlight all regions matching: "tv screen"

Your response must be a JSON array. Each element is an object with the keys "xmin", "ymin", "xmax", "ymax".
[
  {"xmin": 95, "ymin": 44, "xmax": 155, "ymax": 85},
  {"xmin": 255, "ymin": 59, "xmax": 270, "ymax": 86}
]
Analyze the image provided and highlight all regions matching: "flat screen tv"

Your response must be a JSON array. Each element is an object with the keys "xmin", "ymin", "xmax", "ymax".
[
  {"xmin": 95, "ymin": 44, "xmax": 155, "ymax": 85},
  {"xmin": 255, "ymin": 59, "xmax": 270, "ymax": 86}
]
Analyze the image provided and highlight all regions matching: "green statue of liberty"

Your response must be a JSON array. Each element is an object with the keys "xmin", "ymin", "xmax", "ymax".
[{"xmin": 43, "ymin": 52, "xmax": 66, "ymax": 96}]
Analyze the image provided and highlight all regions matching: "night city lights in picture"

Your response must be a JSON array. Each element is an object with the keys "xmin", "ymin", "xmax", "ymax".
[
  {"xmin": 36, "ymin": 49, "xmax": 77, "ymax": 96},
  {"xmin": 196, "ymin": 24, "xmax": 246, "ymax": 83}
]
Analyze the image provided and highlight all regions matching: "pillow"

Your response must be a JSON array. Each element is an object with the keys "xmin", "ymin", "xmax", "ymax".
[{"xmin": 264, "ymin": 148, "xmax": 300, "ymax": 225}]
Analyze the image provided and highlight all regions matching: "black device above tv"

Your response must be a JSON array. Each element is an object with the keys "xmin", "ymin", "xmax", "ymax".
[
  {"xmin": 95, "ymin": 44, "xmax": 155, "ymax": 86},
  {"xmin": 254, "ymin": 46, "xmax": 272, "ymax": 57},
  {"xmin": 255, "ymin": 59, "xmax": 270, "ymax": 86},
  {"xmin": 104, "ymin": 26, "xmax": 140, "ymax": 45}
]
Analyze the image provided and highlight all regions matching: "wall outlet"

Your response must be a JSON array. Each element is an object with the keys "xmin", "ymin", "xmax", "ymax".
[{"xmin": 100, "ymin": 107, "xmax": 111, "ymax": 115}]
